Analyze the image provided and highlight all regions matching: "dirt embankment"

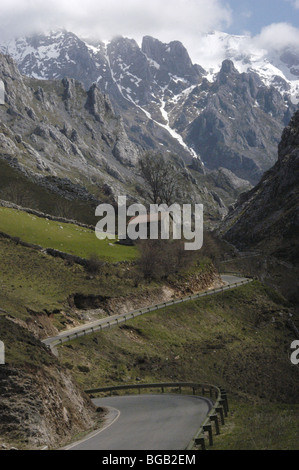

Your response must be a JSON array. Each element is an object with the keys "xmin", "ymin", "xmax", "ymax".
[
  {"xmin": 20, "ymin": 263, "xmax": 222, "ymax": 338},
  {"xmin": 0, "ymin": 365, "xmax": 99, "ymax": 450},
  {"xmin": 65, "ymin": 265, "xmax": 223, "ymax": 325}
]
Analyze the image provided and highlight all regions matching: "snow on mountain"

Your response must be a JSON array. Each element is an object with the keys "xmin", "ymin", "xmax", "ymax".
[
  {"xmin": 0, "ymin": 30, "xmax": 297, "ymax": 183},
  {"xmin": 1, "ymin": 29, "xmax": 298, "ymax": 105},
  {"xmin": 195, "ymin": 31, "xmax": 299, "ymax": 104}
]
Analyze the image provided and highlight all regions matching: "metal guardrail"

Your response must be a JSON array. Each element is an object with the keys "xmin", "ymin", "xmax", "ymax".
[
  {"xmin": 44, "ymin": 279, "xmax": 252, "ymax": 349},
  {"xmin": 84, "ymin": 382, "xmax": 229, "ymax": 451}
]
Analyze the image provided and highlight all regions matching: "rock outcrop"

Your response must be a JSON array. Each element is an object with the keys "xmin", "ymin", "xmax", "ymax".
[{"xmin": 0, "ymin": 316, "xmax": 98, "ymax": 450}]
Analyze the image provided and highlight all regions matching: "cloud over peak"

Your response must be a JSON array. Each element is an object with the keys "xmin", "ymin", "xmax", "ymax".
[
  {"xmin": 253, "ymin": 22, "xmax": 299, "ymax": 51},
  {"xmin": 0, "ymin": 0, "xmax": 232, "ymax": 43}
]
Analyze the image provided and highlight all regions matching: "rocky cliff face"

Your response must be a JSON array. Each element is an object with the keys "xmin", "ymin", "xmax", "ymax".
[
  {"xmin": 0, "ymin": 52, "xmax": 140, "ymax": 182},
  {"xmin": 0, "ymin": 31, "xmax": 297, "ymax": 223},
  {"xmin": 221, "ymin": 110, "xmax": 299, "ymax": 264},
  {"xmin": 183, "ymin": 61, "xmax": 294, "ymax": 183}
]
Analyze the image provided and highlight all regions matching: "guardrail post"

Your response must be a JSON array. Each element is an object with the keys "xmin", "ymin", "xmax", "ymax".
[
  {"xmin": 203, "ymin": 424, "xmax": 213, "ymax": 447},
  {"xmin": 220, "ymin": 388, "xmax": 229, "ymax": 412},
  {"xmin": 219, "ymin": 399, "xmax": 228, "ymax": 417},
  {"xmin": 216, "ymin": 406, "xmax": 225, "ymax": 425},
  {"xmin": 210, "ymin": 415, "xmax": 220, "ymax": 435},
  {"xmin": 195, "ymin": 437, "xmax": 206, "ymax": 450},
  {"xmin": 220, "ymin": 394, "xmax": 229, "ymax": 414}
]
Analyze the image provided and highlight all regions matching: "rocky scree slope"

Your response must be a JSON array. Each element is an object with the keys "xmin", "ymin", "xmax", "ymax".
[{"xmin": 0, "ymin": 52, "xmax": 140, "ymax": 190}]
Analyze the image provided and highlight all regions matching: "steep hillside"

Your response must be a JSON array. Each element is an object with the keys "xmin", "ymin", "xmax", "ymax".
[
  {"xmin": 57, "ymin": 281, "xmax": 299, "ymax": 450},
  {"xmin": 0, "ymin": 52, "xmax": 139, "ymax": 187},
  {"xmin": 221, "ymin": 110, "xmax": 299, "ymax": 262},
  {"xmin": 220, "ymin": 110, "xmax": 299, "ymax": 303}
]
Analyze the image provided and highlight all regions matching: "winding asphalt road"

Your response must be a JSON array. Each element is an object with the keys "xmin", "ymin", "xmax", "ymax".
[
  {"xmin": 53, "ymin": 274, "xmax": 249, "ymax": 450},
  {"xmin": 43, "ymin": 274, "xmax": 251, "ymax": 351},
  {"xmin": 65, "ymin": 394, "xmax": 213, "ymax": 451}
]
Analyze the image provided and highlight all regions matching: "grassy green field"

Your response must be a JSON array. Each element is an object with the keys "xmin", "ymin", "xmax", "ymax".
[
  {"xmin": 0, "ymin": 206, "xmax": 137, "ymax": 261},
  {"xmin": 59, "ymin": 282, "xmax": 297, "ymax": 400},
  {"xmin": 0, "ymin": 229, "xmax": 215, "ymax": 327},
  {"xmin": 211, "ymin": 401, "xmax": 299, "ymax": 450},
  {"xmin": 0, "ymin": 236, "xmax": 145, "ymax": 325}
]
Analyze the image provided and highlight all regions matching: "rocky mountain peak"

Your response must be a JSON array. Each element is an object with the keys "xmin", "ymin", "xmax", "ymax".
[
  {"xmin": 0, "ymin": 31, "xmax": 298, "ymax": 205},
  {"xmin": 142, "ymin": 35, "xmax": 200, "ymax": 84},
  {"xmin": 219, "ymin": 59, "xmax": 238, "ymax": 75}
]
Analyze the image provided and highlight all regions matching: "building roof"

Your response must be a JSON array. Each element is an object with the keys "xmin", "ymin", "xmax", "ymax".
[{"xmin": 128, "ymin": 212, "xmax": 170, "ymax": 225}]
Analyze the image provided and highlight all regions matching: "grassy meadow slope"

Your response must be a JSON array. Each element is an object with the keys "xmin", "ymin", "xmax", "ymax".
[{"xmin": 0, "ymin": 206, "xmax": 137, "ymax": 261}]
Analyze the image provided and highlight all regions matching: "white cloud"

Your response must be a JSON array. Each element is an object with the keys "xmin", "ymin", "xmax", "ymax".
[
  {"xmin": 252, "ymin": 22, "xmax": 299, "ymax": 52},
  {"xmin": 0, "ymin": 0, "xmax": 232, "ymax": 45},
  {"xmin": 189, "ymin": 22, "xmax": 299, "ymax": 75},
  {"xmin": 288, "ymin": 0, "xmax": 299, "ymax": 9}
]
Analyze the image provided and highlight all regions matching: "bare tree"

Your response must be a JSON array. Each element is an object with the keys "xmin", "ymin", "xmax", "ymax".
[
  {"xmin": 137, "ymin": 239, "xmax": 193, "ymax": 281},
  {"xmin": 138, "ymin": 152, "xmax": 184, "ymax": 206},
  {"xmin": 0, "ymin": 182, "xmax": 36, "ymax": 208}
]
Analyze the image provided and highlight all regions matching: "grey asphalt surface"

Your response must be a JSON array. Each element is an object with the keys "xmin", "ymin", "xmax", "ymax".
[
  {"xmin": 66, "ymin": 394, "xmax": 213, "ymax": 451},
  {"xmin": 221, "ymin": 274, "xmax": 248, "ymax": 285}
]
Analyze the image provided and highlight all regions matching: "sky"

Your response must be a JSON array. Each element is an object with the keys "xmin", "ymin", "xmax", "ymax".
[
  {"xmin": 226, "ymin": 0, "xmax": 299, "ymax": 35},
  {"xmin": 0, "ymin": 0, "xmax": 298, "ymax": 61}
]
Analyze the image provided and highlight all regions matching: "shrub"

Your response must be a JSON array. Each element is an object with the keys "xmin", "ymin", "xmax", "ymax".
[{"xmin": 84, "ymin": 254, "xmax": 104, "ymax": 275}]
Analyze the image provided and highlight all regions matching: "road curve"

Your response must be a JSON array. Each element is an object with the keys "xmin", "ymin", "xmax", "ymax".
[
  {"xmin": 43, "ymin": 274, "xmax": 252, "ymax": 351},
  {"xmin": 65, "ymin": 394, "xmax": 213, "ymax": 451}
]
